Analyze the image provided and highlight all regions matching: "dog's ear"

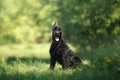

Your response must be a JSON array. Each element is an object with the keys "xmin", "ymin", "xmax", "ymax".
[{"xmin": 53, "ymin": 22, "xmax": 57, "ymax": 27}]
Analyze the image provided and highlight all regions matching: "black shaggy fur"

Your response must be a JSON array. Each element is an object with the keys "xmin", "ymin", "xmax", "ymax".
[{"xmin": 49, "ymin": 23, "xmax": 82, "ymax": 70}]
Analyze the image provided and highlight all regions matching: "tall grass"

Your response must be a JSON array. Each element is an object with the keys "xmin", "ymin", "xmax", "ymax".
[
  {"xmin": 0, "ymin": 59, "xmax": 119, "ymax": 80},
  {"xmin": 0, "ymin": 43, "xmax": 120, "ymax": 80}
]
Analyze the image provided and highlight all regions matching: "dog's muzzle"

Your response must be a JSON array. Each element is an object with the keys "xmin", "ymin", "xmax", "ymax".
[{"xmin": 54, "ymin": 31, "xmax": 60, "ymax": 41}]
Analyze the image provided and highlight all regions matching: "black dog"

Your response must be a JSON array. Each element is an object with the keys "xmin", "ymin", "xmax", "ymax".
[{"xmin": 49, "ymin": 23, "xmax": 82, "ymax": 70}]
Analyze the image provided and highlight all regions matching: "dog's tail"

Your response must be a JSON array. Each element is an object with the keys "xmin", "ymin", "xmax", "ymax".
[{"xmin": 71, "ymin": 56, "xmax": 82, "ymax": 66}]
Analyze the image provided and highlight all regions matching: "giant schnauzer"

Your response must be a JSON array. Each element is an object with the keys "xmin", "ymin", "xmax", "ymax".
[{"xmin": 49, "ymin": 23, "xmax": 82, "ymax": 70}]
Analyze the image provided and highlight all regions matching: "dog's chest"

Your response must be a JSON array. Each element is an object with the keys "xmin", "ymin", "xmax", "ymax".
[
  {"xmin": 55, "ymin": 44, "xmax": 66, "ymax": 54},
  {"xmin": 52, "ymin": 41, "xmax": 65, "ymax": 52}
]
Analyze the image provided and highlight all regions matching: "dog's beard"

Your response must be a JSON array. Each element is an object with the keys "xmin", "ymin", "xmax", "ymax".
[
  {"xmin": 55, "ymin": 37, "xmax": 59, "ymax": 41},
  {"xmin": 53, "ymin": 32, "xmax": 61, "ymax": 41}
]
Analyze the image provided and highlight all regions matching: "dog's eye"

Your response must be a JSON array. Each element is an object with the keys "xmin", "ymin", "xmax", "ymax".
[
  {"xmin": 53, "ymin": 27, "xmax": 61, "ymax": 30},
  {"xmin": 53, "ymin": 28, "xmax": 56, "ymax": 30},
  {"xmin": 53, "ymin": 27, "xmax": 57, "ymax": 30}
]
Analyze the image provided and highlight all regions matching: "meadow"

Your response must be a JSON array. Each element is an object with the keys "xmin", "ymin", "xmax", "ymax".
[
  {"xmin": 1, "ymin": 0, "xmax": 120, "ymax": 80},
  {"xmin": 0, "ymin": 43, "xmax": 120, "ymax": 80}
]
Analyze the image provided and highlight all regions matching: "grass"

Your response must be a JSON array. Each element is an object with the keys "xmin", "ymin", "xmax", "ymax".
[
  {"xmin": 0, "ymin": 43, "xmax": 120, "ymax": 80},
  {"xmin": 0, "ymin": 43, "xmax": 50, "ymax": 58}
]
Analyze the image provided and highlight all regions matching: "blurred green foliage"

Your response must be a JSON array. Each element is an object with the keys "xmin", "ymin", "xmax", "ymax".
[
  {"xmin": 0, "ymin": 0, "xmax": 57, "ymax": 44},
  {"xmin": 0, "ymin": 0, "xmax": 120, "ymax": 49},
  {"xmin": 56, "ymin": 0, "xmax": 120, "ymax": 50},
  {"xmin": 0, "ymin": 1, "xmax": 120, "ymax": 79}
]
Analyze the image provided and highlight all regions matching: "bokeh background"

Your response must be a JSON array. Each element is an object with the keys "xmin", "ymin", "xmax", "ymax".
[
  {"xmin": 0, "ymin": 0, "xmax": 120, "ymax": 80},
  {"xmin": 0, "ymin": 0, "xmax": 120, "ymax": 45},
  {"xmin": 0, "ymin": 0, "xmax": 120, "ymax": 57}
]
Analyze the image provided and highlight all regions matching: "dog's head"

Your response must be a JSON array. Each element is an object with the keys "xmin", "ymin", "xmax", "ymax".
[{"xmin": 52, "ymin": 23, "xmax": 62, "ymax": 42}]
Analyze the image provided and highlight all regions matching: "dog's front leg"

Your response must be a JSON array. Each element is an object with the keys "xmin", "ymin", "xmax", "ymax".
[
  {"xmin": 62, "ymin": 56, "xmax": 69, "ymax": 69},
  {"xmin": 50, "ymin": 57, "xmax": 56, "ymax": 70}
]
